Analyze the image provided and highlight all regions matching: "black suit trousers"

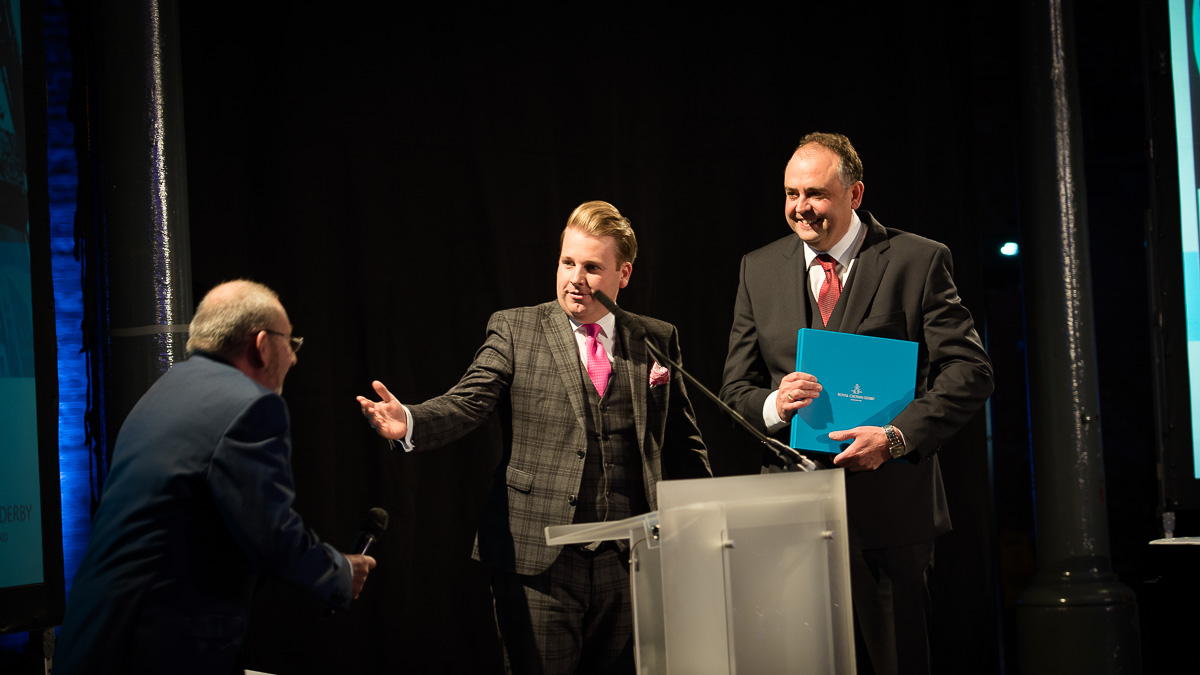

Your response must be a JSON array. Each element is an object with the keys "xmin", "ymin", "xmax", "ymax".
[{"xmin": 850, "ymin": 540, "xmax": 936, "ymax": 675}]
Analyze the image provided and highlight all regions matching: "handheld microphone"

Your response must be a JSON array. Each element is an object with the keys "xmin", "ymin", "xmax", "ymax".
[
  {"xmin": 352, "ymin": 507, "xmax": 389, "ymax": 556},
  {"xmin": 592, "ymin": 291, "xmax": 817, "ymax": 472},
  {"xmin": 326, "ymin": 508, "xmax": 388, "ymax": 618}
]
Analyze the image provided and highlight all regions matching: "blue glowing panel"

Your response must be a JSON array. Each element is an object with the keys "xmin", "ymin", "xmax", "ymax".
[
  {"xmin": 1170, "ymin": 0, "xmax": 1200, "ymax": 478},
  {"xmin": 0, "ymin": 244, "xmax": 45, "ymax": 588},
  {"xmin": 0, "ymin": 0, "xmax": 45, "ymax": 589}
]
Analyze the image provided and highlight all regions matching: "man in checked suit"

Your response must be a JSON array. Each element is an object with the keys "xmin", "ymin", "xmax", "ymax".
[
  {"xmin": 719, "ymin": 133, "xmax": 993, "ymax": 675},
  {"xmin": 358, "ymin": 200, "xmax": 711, "ymax": 673}
]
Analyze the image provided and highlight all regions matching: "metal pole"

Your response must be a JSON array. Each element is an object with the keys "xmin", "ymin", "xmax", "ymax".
[
  {"xmin": 1016, "ymin": 0, "xmax": 1141, "ymax": 672},
  {"xmin": 79, "ymin": 0, "xmax": 192, "ymax": 474}
]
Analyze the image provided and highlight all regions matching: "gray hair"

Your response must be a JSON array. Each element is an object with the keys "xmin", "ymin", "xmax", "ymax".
[{"xmin": 186, "ymin": 280, "xmax": 283, "ymax": 358}]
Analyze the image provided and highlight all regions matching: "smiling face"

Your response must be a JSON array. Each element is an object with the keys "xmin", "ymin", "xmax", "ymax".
[
  {"xmin": 783, "ymin": 143, "xmax": 864, "ymax": 251},
  {"xmin": 556, "ymin": 227, "xmax": 632, "ymax": 324}
]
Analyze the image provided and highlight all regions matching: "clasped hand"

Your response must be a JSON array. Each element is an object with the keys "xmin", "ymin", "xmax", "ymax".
[
  {"xmin": 827, "ymin": 426, "xmax": 891, "ymax": 472},
  {"xmin": 776, "ymin": 371, "xmax": 822, "ymax": 420},
  {"xmin": 346, "ymin": 553, "xmax": 376, "ymax": 598}
]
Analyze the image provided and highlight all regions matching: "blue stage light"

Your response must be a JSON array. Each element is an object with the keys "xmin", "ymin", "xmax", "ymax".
[{"xmin": 45, "ymin": 0, "xmax": 90, "ymax": 599}]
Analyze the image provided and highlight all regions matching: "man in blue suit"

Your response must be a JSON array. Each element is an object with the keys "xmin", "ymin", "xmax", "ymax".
[{"xmin": 55, "ymin": 280, "xmax": 376, "ymax": 675}]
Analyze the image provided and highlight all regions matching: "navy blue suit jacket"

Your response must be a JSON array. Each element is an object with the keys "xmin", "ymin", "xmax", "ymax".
[{"xmin": 56, "ymin": 354, "xmax": 351, "ymax": 674}]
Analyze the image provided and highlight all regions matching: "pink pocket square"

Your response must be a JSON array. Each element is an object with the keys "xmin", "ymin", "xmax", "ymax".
[{"xmin": 649, "ymin": 361, "xmax": 670, "ymax": 388}]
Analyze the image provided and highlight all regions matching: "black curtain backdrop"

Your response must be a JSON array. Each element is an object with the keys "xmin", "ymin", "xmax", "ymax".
[{"xmin": 168, "ymin": 2, "xmax": 1154, "ymax": 673}]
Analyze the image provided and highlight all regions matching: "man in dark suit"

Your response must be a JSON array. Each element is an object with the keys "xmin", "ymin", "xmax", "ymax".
[
  {"xmin": 719, "ymin": 133, "xmax": 993, "ymax": 675},
  {"xmin": 55, "ymin": 280, "xmax": 376, "ymax": 675},
  {"xmin": 358, "ymin": 200, "xmax": 711, "ymax": 673}
]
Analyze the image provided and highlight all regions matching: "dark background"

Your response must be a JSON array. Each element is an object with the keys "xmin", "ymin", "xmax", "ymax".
[{"xmin": 165, "ymin": 1, "xmax": 1159, "ymax": 672}]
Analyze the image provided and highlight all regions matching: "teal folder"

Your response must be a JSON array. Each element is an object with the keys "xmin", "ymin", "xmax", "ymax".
[{"xmin": 789, "ymin": 328, "xmax": 918, "ymax": 456}]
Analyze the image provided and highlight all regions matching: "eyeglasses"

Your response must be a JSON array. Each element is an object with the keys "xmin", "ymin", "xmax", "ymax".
[{"xmin": 263, "ymin": 329, "xmax": 304, "ymax": 354}]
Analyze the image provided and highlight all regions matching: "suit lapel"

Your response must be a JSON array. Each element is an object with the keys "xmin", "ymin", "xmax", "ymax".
[
  {"xmin": 541, "ymin": 305, "xmax": 589, "ymax": 431},
  {"xmin": 780, "ymin": 236, "xmax": 811, "ymax": 327},
  {"xmin": 615, "ymin": 317, "xmax": 648, "ymax": 452},
  {"xmin": 838, "ymin": 214, "xmax": 891, "ymax": 332}
]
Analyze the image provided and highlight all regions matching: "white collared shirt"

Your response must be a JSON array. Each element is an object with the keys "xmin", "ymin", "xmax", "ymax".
[
  {"xmin": 567, "ymin": 311, "xmax": 616, "ymax": 368},
  {"xmin": 764, "ymin": 210, "xmax": 866, "ymax": 432},
  {"xmin": 803, "ymin": 210, "xmax": 865, "ymax": 301}
]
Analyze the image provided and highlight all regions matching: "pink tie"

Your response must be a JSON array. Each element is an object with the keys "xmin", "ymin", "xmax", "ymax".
[
  {"xmin": 583, "ymin": 323, "xmax": 610, "ymax": 397},
  {"xmin": 817, "ymin": 254, "xmax": 841, "ymax": 326}
]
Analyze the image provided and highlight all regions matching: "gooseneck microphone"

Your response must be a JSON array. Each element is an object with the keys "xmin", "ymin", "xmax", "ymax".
[
  {"xmin": 352, "ymin": 507, "xmax": 389, "ymax": 556},
  {"xmin": 592, "ymin": 290, "xmax": 817, "ymax": 472}
]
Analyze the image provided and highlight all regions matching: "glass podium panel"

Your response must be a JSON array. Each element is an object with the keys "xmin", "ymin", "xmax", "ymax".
[{"xmin": 546, "ymin": 469, "xmax": 853, "ymax": 674}]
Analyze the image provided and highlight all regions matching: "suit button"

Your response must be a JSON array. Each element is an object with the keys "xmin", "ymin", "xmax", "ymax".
[
  {"xmin": 576, "ymin": 449, "xmax": 585, "ymax": 459},
  {"xmin": 567, "ymin": 494, "xmax": 577, "ymax": 505}
]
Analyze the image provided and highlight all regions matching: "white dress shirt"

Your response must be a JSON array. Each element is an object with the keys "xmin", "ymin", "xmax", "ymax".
[{"xmin": 763, "ymin": 211, "xmax": 865, "ymax": 432}]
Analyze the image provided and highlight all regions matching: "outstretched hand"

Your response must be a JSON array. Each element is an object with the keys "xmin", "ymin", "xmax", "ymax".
[{"xmin": 356, "ymin": 380, "xmax": 408, "ymax": 441}]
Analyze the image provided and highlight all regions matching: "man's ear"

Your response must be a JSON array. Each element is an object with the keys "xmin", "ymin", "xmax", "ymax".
[
  {"xmin": 850, "ymin": 181, "xmax": 865, "ymax": 209},
  {"xmin": 248, "ymin": 331, "xmax": 269, "ymax": 369}
]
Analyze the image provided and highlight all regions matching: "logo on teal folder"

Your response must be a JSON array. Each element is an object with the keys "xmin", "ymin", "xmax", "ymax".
[{"xmin": 790, "ymin": 328, "xmax": 917, "ymax": 455}]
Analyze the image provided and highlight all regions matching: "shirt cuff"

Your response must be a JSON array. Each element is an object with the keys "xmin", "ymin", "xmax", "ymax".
[
  {"xmin": 397, "ymin": 405, "xmax": 415, "ymax": 452},
  {"xmin": 763, "ymin": 390, "xmax": 789, "ymax": 433}
]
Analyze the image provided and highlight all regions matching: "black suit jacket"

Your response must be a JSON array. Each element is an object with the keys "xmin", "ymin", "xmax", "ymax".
[
  {"xmin": 407, "ymin": 301, "xmax": 712, "ymax": 575},
  {"xmin": 55, "ymin": 354, "xmax": 352, "ymax": 675},
  {"xmin": 720, "ymin": 211, "xmax": 993, "ymax": 549}
]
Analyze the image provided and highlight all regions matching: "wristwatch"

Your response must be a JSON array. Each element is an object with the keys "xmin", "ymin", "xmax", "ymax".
[{"xmin": 883, "ymin": 424, "xmax": 906, "ymax": 459}]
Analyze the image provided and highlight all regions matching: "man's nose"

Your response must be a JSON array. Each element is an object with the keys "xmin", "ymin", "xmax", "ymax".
[{"xmin": 570, "ymin": 266, "xmax": 587, "ymax": 285}]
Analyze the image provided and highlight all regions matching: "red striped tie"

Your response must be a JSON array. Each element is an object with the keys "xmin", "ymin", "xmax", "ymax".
[{"xmin": 817, "ymin": 254, "xmax": 841, "ymax": 326}]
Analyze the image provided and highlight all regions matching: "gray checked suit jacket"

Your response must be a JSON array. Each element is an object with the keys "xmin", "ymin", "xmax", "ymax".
[{"xmin": 408, "ymin": 301, "xmax": 711, "ymax": 575}]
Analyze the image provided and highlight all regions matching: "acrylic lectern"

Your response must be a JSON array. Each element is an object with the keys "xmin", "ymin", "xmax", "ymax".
[{"xmin": 545, "ymin": 469, "xmax": 855, "ymax": 675}]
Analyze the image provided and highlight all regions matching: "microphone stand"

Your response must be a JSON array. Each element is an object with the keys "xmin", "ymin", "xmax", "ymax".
[{"xmin": 593, "ymin": 291, "xmax": 818, "ymax": 473}]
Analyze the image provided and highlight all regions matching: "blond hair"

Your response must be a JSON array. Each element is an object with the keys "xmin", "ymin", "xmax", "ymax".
[{"xmin": 560, "ymin": 200, "xmax": 638, "ymax": 265}]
